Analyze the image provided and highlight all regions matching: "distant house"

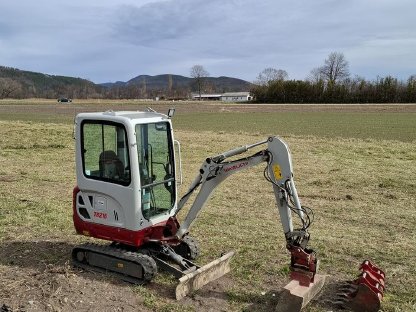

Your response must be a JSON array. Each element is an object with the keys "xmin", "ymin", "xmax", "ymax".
[
  {"xmin": 221, "ymin": 92, "xmax": 252, "ymax": 102},
  {"xmin": 192, "ymin": 92, "xmax": 252, "ymax": 102}
]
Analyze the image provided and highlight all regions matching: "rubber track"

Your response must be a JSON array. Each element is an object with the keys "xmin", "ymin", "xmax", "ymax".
[
  {"xmin": 72, "ymin": 243, "xmax": 157, "ymax": 283},
  {"xmin": 180, "ymin": 235, "xmax": 200, "ymax": 260}
]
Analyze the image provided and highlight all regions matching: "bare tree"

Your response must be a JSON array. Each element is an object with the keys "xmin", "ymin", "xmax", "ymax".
[
  {"xmin": 0, "ymin": 78, "xmax": 22, "ymax": 98},
  {"xmin": 407, "ymin": 75, "xmax": 416, "ymax": 102},
  {"xmin": 167, "ymin": 74, "xmax": 173, "ymax": 97},
  {"xmin": 190, "ymin": 65, "xmax": 209, "ymax": 100},
  {"xmin": 256, "ymin": 68, "xmax": 288, "ymax": 85},
  {"xmin": 307, "ymin": 67, "xmax": 324, "ymax": 83},
  {"xmin": 141, "ymin": 77, "xmax": 147, "ymax": 98},
  {"xmin": 318, "ymin": 52, "xmax": 350, "ymax": 85}
]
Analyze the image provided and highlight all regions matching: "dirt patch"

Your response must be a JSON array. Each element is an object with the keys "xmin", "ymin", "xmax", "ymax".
[
  {"xmin": 0, "ymin": 240, "xmax": 258, "ymax": 312},
  {"xmin": 0, "ymin": 240, "xmax": 147, "ymax": 312}
]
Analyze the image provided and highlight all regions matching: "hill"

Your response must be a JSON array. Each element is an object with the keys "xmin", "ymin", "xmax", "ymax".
[
  {"xmin": 101, "ymin": 74, "xmax": 252, "ymax": 93},
  {"xmin": 0, "ymin": 66, "xmax": 252, "ymax": 99},
  {"xmin": 0, "ymin": 66, "xmax": 101, "ymax": 99}
]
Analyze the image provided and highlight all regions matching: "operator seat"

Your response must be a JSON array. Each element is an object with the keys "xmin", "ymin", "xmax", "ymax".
[{"xmin": 99, "ymin": 150, "xmax": 124, "ymax": 180}]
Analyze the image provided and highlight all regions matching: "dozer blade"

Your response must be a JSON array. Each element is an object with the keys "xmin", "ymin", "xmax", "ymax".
[
  {"xmin": 276, "ymin": 274, "xmax": 326, "ymax": 312},
  {"xmin": 175, "ymin": 251, "xmax": 234, "ymax": 300}
]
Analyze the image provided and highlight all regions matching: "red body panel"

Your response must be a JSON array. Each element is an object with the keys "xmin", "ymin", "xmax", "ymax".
[{"xmin": 72, "ymin": 187, "xmax": 180, "ymax": 247}]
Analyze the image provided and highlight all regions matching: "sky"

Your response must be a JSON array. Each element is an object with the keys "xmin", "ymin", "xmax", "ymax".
[{"xmin": 1, "ymin": 0, "xmax": 415, "ymax": 83}]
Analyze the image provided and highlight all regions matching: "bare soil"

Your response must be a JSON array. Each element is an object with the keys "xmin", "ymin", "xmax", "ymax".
[
  {"xmin": 0, "ymin": 239, "xmax": 236, "ymax": 312},
  {"xmin": 0, "ymin": 239, "xmax": 292, "ymax": 312}
]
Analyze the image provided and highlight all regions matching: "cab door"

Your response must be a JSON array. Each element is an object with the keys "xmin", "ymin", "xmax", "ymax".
[
  {"xmin": 135, "ymin": 122, "xmax": 176, "ymax": 221},
  {"xmin": 75, "ymin": 120, "xmax": 133, "ymax": 230}
]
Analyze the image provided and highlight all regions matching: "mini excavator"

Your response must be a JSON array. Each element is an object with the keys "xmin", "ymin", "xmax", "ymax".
[{"xmin": 72, "ymin": 109, "xmax": 384, "ymax": 310}]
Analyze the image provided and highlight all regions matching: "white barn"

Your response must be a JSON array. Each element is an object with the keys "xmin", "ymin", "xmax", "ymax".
[
  {"xmin": 220, "ymin": 92, "xmax": 252, "ymax": 102},
  {"xmin": 191, "ymin": 93, "xmax": 222, "ymax": 101}
]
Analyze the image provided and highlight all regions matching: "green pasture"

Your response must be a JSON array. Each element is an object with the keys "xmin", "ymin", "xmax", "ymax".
[
  {"xmin": 0, "ymin": 101, "xmax": 415, "ymax": 142},
  {"xmin": 0, "ymin": 102, "xmax": 415, "ymax": 311},
  {"xmin": 173, "ymin": 111, "xmax": 415, "ymax": 142}
]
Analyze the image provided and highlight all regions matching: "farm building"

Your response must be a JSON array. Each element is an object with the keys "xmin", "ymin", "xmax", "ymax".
[
  {"xmin": 221, "ymin": 92, "xmax": 252, "ymax": 102},
  {"xmin": 192, "ymin": 92, "xmax": 252, "ymax": 102},
  {"xmin": 191, "ymin": 93, "xmax": 222, "ymax": 101}
]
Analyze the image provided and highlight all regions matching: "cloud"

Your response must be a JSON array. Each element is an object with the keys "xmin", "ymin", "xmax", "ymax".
[
  {"xmin": 1, "ymin": 0, "xmax": 415, "ymax": 82},
  {"xmin": 113, "ymin": 0, "xmax": 239, "ymax": 46},
  {"xmin": 113, "ymin": 1, "xmax": 384, "ymax": 63}
]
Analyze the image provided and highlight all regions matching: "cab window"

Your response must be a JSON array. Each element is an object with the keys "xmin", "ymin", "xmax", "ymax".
[{"xmin": 82, "ymin": 121, "xmax": 130, "ymax": 186}]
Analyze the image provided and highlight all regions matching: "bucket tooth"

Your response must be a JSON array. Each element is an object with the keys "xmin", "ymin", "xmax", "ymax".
[
  {"xmin": 175, "ymin": 251, "xmax": 234, "ymax": 300},
  {"xmin": 338, "ymin": 283, "xmax": 358, "ymax": 292}
]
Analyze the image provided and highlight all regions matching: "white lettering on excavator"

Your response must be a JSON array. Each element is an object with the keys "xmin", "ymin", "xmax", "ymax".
[{"xmin": 223, "ymin": 161, "xmax": 249, "ymax": 173}]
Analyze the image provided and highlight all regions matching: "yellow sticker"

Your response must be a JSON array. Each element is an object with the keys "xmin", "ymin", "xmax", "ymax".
[
  {"xmin": 273, "ymin": 164, "xmax": 282, "ymax": 180},
  {"xmin": 117, "ymin": 263, "xmax": 124, "ymax": 268}
]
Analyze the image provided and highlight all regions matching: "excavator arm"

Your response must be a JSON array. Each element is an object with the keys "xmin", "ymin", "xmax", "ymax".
[{"xmin": 173, "ymin": 136, "xmax": 318, "ymax": 285}]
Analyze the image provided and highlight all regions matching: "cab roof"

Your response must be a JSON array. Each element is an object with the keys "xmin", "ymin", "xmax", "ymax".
[{"xmin": 76, "ymin": 110, "xmax": 169, "ymax": 123}]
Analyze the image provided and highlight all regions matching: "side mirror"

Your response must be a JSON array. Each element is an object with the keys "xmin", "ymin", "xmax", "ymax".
[{"xmin": 167, "ymin": 108, "xmax": 175, "ymax": 119}]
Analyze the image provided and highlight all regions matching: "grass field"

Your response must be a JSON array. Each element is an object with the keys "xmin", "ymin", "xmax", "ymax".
[{"xmin": 0, "ymin": 100, "xmax": 415, "ymax": 311}]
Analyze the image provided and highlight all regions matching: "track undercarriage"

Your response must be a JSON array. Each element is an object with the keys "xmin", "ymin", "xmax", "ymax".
[{"xmin": 72, "ymin": 235, "xmax": 234, "ymax": 300}]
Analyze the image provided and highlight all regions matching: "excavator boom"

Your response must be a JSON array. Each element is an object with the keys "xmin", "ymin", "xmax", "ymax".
[{"xmin": 174, "ymin": 136, "xmax": 318, "ymax": 285}]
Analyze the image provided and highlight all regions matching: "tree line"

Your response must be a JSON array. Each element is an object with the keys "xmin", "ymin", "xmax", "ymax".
[{"xmin": 251, "ymin": 52, "xmax": 416, "ymax": 103}]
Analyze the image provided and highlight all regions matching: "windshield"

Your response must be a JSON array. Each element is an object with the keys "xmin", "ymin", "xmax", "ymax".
[{"xmin": 136, "ymin": 122, "xmax": 175, "ymax": 219}]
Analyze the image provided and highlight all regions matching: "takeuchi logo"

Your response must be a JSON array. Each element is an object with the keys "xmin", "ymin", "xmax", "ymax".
[{"xmin": 223, "ymin": 161, "xmax": 249, "ymax": 173}]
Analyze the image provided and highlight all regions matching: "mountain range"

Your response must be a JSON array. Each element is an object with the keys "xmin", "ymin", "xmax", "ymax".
[
  {"xmin": 0, "ymin": 66, "xmax": 252, "ymax": 99},
  {"xmin": 100, "ymin": 74, "xmax": 252, "ymax": 93}
]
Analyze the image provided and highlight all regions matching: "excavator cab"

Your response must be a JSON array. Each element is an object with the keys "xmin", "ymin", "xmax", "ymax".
[{"xmin": 73, "ymin": 110, "xmax": 181, "ymax": 244}]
